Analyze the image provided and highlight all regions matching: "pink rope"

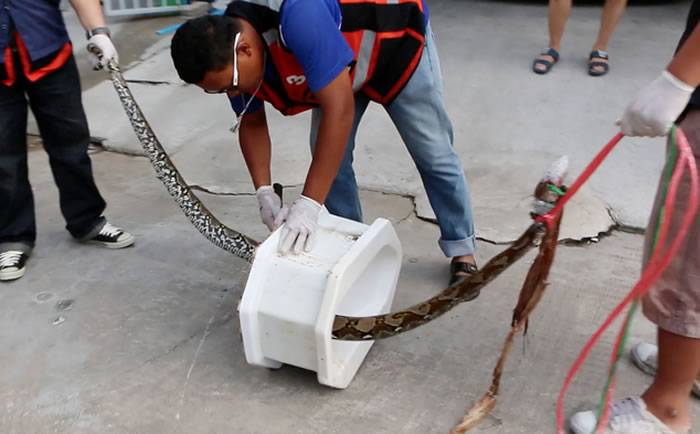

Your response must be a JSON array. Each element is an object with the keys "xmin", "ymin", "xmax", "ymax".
[{"xmin": 554, "ymin": 128, "xmax": 699, "ymax": 434}]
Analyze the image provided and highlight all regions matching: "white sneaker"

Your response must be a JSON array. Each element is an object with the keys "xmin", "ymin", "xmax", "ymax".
[
  {"xmin": 569, "ymin": 397, "xmax": 686, "ymax": 434},
  {"xmin": 0, "ymin": 250, "xmax": 28, "ymax": 281},
  {"xmin": 84, "ymin": 222, "xmax": 135, "ymax": 249},
  {"xmin": 631, "ymin": 342, "xmax": 700, "ymax": 398}
]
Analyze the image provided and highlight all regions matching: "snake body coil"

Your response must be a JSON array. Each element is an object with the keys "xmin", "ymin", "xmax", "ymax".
[{"xmin": 107, "ymin": 64, "xmax": 259, "ymax": 262}]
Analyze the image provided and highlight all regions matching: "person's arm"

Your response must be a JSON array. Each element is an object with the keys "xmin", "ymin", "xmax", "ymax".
[
  {"xmin": 302, "ymin": 70, "xmax": 354, "ymax": 204},
  {"xmin": 240, "ymin": 108, "xmax": 288, "ymax": 232},
  {"xmin": 275, "ymin": 72, "xmax": 354, "ymax": 254},
  {"xmin": 69, "ymin": 0, "xmax": 118, "ymax": 70},
  {"xmin": 668, "ymin": 24, "xmax": 700, "ymax": 87},
  {"xmin": 273, "ymin": 0, "xmax": 355, "ymax": 254},
  {"xmin": 277, "ymin": 0, "xmax": 355, "ymax": 204},
  {"xmin": 239, "ymin": 108, "xmax": 273, "ymax": 189},
  {"xmin": 620, "ymin": 24, "xmax": 700, "ymax": 137},
  {"xmin": 69, "ymin": 0, "xmax": 106, "ymax": 32}
]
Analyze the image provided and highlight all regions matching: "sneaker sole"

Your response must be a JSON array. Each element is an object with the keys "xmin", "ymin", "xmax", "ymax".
[
  {"xmin": 85, "ymin": 234, "xmax": 135, "ymax": 249},
  {"xmin": 630, "ymin": 347, "xmax": 657, "ymax": 377},
  {"xmin": 568, "ymin": 415, "xmax": 593, "ymax": 434},
  {"xmin": 0, "ymin": 267, "xmax": 26, "ymax": 281}
]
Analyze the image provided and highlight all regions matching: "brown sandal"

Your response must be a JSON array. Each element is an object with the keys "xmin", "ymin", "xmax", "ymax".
[
  {"xmin": 588, "ymin": 50, "xmax": 610, "ymax": 77},
  {"xmin": 449, "ymin": 261, "xmax": 479, "ymax": 301}
]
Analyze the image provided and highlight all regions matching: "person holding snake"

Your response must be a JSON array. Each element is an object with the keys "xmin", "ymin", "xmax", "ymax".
[{"xmin": 0, "ymin": 0, "xmax": 134, "ymax": 282}]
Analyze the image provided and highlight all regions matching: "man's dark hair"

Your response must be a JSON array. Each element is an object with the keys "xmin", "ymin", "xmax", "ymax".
[{"xmin": 171, "ymin": 16, "xmax": 241, "ymax": 84}]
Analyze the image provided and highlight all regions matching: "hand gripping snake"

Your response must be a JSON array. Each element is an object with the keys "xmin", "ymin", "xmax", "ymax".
[{"xmin": 107, "ymin": 62, "xmax": 565, "ymax": 431}]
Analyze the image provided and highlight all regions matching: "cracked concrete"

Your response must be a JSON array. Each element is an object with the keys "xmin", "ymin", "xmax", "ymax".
[
  {"xmin": 189, "ymin": 185, "xmax": 257, "ymax": 196},
  {"xmin": 165, "ymin": 177, "xmax": 611, "ymax": 244},
  {"xmin": 4, "ymin": 146, "xmax": 699, "ymax": 434}
]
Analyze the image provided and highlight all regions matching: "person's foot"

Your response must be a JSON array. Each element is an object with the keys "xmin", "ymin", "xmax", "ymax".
[
  {"xmin": 630, "ymin": 342, "xmax": 700, "ymax": 398},
  {"xmin": 449, "ymin": 255, "xmax": 479, "ymax": 296},
  {"xmin": 0, "ymin": 250, "xmax": 28, "ymax": 281},
  {"xmin": 533, "ymin": 47, "xmax": 560, "ymax": 75},
  {"xmin": 84, "ymin": 222, "xmax": 135, "ymax": 249},
  {"xmin": 589, "ymin": 49, "xmax": 610, "ymax": 76},
  {"xmin": 569, "ymin": 397, "xmax": 688, "ymax": 434}
]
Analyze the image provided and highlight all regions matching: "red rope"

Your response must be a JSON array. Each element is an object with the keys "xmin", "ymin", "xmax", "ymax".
[
  {"xmin": 554, "ymin": 128, "xmax": 699, "ymax": 434},
  {"xmin": 536, "ymin": 133, "xmax": 624, "ymax": 228}
]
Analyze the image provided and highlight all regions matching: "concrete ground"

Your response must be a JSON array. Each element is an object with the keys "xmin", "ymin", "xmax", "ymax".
[{"xmin": 4, "ymin": 0, "xmax": 700, "ymax": 433}]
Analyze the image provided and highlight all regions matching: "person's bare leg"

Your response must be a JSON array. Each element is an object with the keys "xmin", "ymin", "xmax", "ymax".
[
  {"xmin": 589, "ymin": 0, "xmax": 627, "ymax": 74},
  {"xmin": 548, "ymin": 0, "xmax": 571, "ymax": 51},
  {"xmin": 641, "ymin": 328, "xmax": 700, "ymax": 432},
  {"xmin": 533, "ymin": 0, "xmax": 572, "ymax": 73}
]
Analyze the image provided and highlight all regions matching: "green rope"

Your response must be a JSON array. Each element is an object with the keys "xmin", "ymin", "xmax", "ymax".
[
  {"xmin": 548, "ymin": 184, "xmax": 567, "ymax": 196},
  {"xmin": 591, "ymin": 126, "xmax": 680, "ymax": 432}
]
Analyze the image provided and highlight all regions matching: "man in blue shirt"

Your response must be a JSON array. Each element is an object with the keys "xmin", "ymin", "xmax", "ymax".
[{"xmin": 171, "ymin": 0, "xmax": 479, "ymax": 287}]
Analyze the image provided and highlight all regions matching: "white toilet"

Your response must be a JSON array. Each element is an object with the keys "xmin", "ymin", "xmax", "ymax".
[{"xmin": 238, "ymin": 210, "xmax": 402, "ymax": 389}]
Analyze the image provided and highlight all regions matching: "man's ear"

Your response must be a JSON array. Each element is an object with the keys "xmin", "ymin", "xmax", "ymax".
[{"xmin": 238, "ymin": 37, "xmax": 255, "ymax": 58}]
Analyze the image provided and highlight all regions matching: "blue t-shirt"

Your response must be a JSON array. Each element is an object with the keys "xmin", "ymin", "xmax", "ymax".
[
  {"xmin": 230, "ymin": 0, "xmax": 429, "ymax": 115},
  {"xmin": 0, "ymin": 0, "xmax": 70, "ymax": 65}
]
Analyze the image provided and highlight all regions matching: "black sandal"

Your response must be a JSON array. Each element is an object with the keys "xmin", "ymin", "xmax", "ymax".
[
  {"xmin": 532, "ymin": 48, "xmax": 560, "ymax": 75},
  {"xmin": 449, "ymin": 261, "xmax": 480, "ymax": 300},
  {"xmin": 588, "ymin": 50, "xmax": 610, "ymax": 77}
]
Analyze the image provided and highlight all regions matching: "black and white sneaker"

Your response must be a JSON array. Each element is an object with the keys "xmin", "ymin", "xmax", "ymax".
[
  {"xmin": 0, "ymin": 250, "xmax": 28, "ymax": 281},
  {"xmin": 85, "ymin": 222, "xmax": 135, "ymax": 249}
]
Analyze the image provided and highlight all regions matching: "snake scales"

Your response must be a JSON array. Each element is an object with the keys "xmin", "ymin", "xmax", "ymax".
[
  {"xmin": 106, "ymin": 63, "xmax": 259, "ymax": 262},
  {"xmin": 107, "ymin": 62, "xmax": 557, "ymax": 342}
]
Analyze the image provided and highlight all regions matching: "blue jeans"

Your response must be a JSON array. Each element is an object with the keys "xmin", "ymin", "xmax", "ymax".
[{"xmin": 310, "ymin": 25, "xmax": 476, "ymax": 257}]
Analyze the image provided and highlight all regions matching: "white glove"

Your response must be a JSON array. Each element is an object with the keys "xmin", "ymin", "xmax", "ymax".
[
  {"xmin": 277, "ymin": 195, "xmax": 322, "ymax": 255},
  {"xmin": 620, "ymin": 71, "xmax": 695, "ymax": 137},
  {"xmin": 256, "ymin": 185, "xmax": 286, "ymax": 231},
  {"xmin": 87, "ymin": 34, "xmax": 118, "ymax": 70}
]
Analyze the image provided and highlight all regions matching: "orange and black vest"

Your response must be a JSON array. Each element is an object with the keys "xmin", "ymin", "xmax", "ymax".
[
  {"xmin": 225, "ymin": 0, "xmax": 427, "ymax": 115},
  {"xmin": 0, "ymin": 0, "xmax": 72, "ymax": 86}
]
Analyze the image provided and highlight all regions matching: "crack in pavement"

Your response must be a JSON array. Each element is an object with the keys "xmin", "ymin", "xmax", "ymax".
[
  {"xmin": 183, "ymin": 183, "xmax": 639, "ymax": 246},
  {"xmin": 189, "ymin": 185, "xmax": 256, "ymax": 197},
  {"xmin": 139, "ymin": 312, "xmax": 236, "ymax": 371},
  {"xmin": 93, "ymin": 158, "xmax": 643, "ymax": 246},
  {"xmin": 176, "ymin": 302, "xmax": 232, "ymax": 421},
  {"xmin": 125, "ymin": 79, "xmax": 175, "ymax": 86},
  {"xmin": 395, "ymin": 207, "xmax": 416, "ymax": 225}
]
